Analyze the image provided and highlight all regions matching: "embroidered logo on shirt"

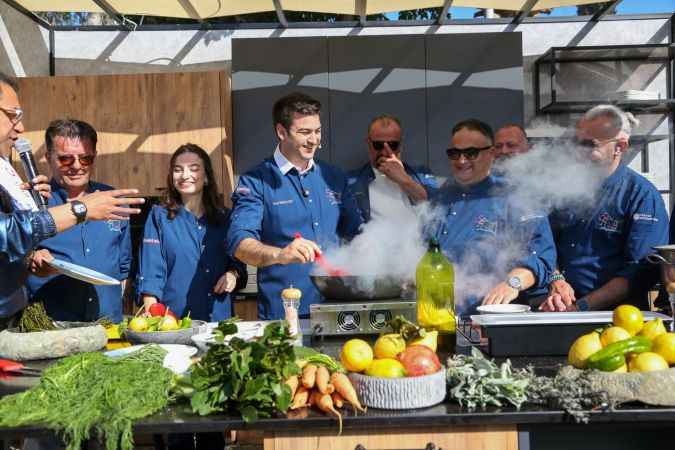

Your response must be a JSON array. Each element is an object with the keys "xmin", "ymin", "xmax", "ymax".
[
  {"xmin": 107, "ymin": 220, "xmax": 122, "ymax": 232},
  {"xmin": 235, "ymin": 186, "xmax": 251, "ymax": 196},
  {"xmin": 325, "ymin": 188, "xmax": 342, "ymax": 205},
  {"xmin": 272, "ymin": 199, "xmax": 294, "ymax": 206},
  {"xmin": 474, "ymin": 215, "xmax": 498, "ymax": 235},
  {"xmin": 596, "ymin": 212, "xmax": 623, "ymax": 233},
  {"xmin": 519, "ymin": 213, "xmax": 544, "ymax": 222},
  {"xmin": 633, "ymin": 213, "xmax": 658, "ymax": 223},
  {"xmin": 143, "ymin": 238, "xmax": 160, "ymax": 245}
]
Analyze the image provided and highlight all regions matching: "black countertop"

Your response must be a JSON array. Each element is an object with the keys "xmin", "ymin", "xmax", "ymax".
[{"xmin": 1, "ymin": 354, "xmax": 675, "ymax": 438}]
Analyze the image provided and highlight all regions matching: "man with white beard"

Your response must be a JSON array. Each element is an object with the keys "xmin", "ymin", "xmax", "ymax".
[{"xmin": 541, "ymin": 105, "xmax": 668, "ymax": 312}]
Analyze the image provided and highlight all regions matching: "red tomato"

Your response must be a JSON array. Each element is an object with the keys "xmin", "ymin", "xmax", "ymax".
[
  {"xmin": 148, "ymin": 303, "xmax": 166, "ymax": 317},
  {"xmin": 397, "ymin": 345, "xmax": 441, "ymax": 377}
]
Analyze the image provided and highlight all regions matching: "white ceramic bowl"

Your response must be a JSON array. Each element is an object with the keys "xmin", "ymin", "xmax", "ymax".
[{"xmin": 476, "ymin": 304, "xmax": 531, "ymax": 314}]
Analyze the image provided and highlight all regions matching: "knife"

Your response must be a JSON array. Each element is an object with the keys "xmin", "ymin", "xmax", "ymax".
[{"xmin": 0, "ymin": 358, "xmax": 42, "ymax": 376}]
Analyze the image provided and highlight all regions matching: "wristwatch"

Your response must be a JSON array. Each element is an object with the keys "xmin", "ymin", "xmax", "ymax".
[
  {"xmin": 576, "ymin": 297, "xmax": 590, "ymax": 312},
  {"xmin": 549, "ymin": 272, "xmax": 565, "ymax": 284},
  {"xmin": 70, "ymin": 200, "xmax": 88, "ymax": 224},
  {"xmin": 506, "ymin": 276, "xmax": 523, "ymax": 291}
]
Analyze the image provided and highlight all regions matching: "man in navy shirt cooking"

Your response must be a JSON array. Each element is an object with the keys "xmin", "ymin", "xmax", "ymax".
[
  {"xmin": 227, "ymin": 92, "xmax": 364, "ymax": 320},
  {"xmin": 26, "ymin": 119, "xmax": 131, "ymax": 322},
  {"xmin": 541, "ymin": 105, "xmax": 668, "ymax": 312},
  {"xmin": 431, "ymin": 119, "xmax": 557, "ymax": 315},
  {"xmin": 347, "ymin": 114, "xmax": 436, "ymax": 222}
]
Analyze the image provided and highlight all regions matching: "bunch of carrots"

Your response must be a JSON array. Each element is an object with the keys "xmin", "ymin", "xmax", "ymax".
[{"xmin": 285, "ymin": 363, "xmax": 365, "ymax": 434}]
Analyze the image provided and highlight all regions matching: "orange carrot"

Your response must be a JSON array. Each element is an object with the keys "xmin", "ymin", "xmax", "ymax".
[
  {"xmin": 290, "ymin": 386, "xmax": 309, "ymax": 410},
  {"xmin": 311, "ymin": 390, "xmax": 342, "ymax": 435},
  {"xmin": 331, "ymin": 392, "xmax": 344, "ymax": 409},
  {"xmin": 316, "ymin": 366, "xmax": 331, "ymax": 394},
  {"xmin": 285, "ymin": 375, "xmax": 299, "ymax": 399},
  {"xmin": 302, "ymin": 364, "xmax": 318, "ymax": 389},
  {"xmin": 330, "ymin": 372, "xmax": 366, "ymax": 413}
]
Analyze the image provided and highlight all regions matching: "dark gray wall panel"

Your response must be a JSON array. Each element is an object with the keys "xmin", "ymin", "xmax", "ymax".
[
  {"xmin": 327, "ymin": 35, "xmax": 427, "ymax": 170},
  {"xmin": 232, "ymin": 33, "xmax": 524, "ymax": 178},
  {"xmin": 232, "ymin": 37, "xmax": 329, "ymax": 174},
  {"xmin": 426, "ymin": 33, "xmax": 524, "ymax": 177}
]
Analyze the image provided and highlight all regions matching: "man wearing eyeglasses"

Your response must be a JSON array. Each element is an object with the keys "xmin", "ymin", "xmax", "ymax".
[
  {"xmin": 540, "ymin": 105, "xmax": 668, "ymax": 312},
  {"xmin": 24, "ymin": 119, "xmax": 132, "ymax": 323},
  {"xmin": 347, "ymin": 115, "xmax": 436, "ymax": 222},
  {"xmin": 0, "ymin": 73, "xmax": 143, "ymax": 329},
  {"xmin": 431, "ymin": 119, "xmax": 556, "ymax": 315}
]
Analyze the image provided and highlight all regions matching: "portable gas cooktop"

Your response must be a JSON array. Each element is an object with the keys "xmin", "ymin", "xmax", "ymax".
[{"xmin": 310, "ymin": 300, "xmax": 416, "ymax": 336}]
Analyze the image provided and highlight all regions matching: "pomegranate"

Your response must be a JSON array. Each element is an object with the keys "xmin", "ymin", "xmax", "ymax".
[{"xmin": 397, "ymin": 345, "xmax": 441, "ymax": 377}]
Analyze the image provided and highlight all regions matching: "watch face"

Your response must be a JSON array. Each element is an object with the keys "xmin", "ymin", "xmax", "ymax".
[
  {"xmin": 508, "ymin": 276, "xmax": 522, "ymax": 290},
  {"xmin": 74, "ymin": 203, "xmax": 86, "ymax": 214}
]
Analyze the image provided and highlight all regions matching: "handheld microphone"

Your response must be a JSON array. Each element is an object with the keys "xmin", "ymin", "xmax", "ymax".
[{"xmin": 14, "ymin": 138, "xmax": 47, "ymax": 210}]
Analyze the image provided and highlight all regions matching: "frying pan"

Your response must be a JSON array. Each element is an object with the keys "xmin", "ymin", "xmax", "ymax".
[{"xmin": 310, "ymin": 275, "xmax": 403, "ymax": 301}]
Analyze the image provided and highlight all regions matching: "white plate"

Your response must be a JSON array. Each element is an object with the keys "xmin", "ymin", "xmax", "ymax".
[
  {"xmin": 47, "ymin": 258, "xmax": 120, "ymax": 286},
  {"xmin": 105, "ymin": 344, "xmax": 198, "ymax": 359},
  {"xmin": 477, "ymin": 304, "xmax": 531, "ymax": 314}
]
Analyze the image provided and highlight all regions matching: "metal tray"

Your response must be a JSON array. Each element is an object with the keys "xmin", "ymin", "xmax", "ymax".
[{"xmin": 471, "ymin": 311, "xmax": 672, "ymax": 357}]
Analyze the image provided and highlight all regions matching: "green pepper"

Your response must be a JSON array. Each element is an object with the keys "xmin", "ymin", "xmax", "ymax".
[
  {"xmin": 587, "ymin": 353, "xmax": 626, "ymax": 371},
  {"xmin": 180, "ymin": 317, "xmax": 192, "ymax": 329},
  {"xmin": 586, "ymin": 336, "xmax": 651, "ymax": 368}
]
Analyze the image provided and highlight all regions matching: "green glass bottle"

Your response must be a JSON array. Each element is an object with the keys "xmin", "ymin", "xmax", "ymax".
[{"xmin": 416, "ymin": 239, "xmax": 456, "ymax": 354}]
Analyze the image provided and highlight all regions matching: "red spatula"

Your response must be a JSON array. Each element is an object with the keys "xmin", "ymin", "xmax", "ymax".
[
  {"xmin": 0, "ymin": 358, "xmax": 42, "ymax": 376},
  {"xmin": 294, "ymin": 233, "xmax": 349, "ymax": 276}
]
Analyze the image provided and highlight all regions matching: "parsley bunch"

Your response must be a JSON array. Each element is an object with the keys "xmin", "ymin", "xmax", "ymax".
[{"xmin": 189, "ymin": 319, "xmax": 301, "ymax": 422}]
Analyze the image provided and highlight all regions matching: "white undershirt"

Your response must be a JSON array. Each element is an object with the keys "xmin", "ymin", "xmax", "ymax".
[
  {"xmin": 368, "ymin": 167, "xmax": 412, "ymax": 220},
  {"xmin": 0, "ymin": 156, "xmax": 38, "ymax": 211}
]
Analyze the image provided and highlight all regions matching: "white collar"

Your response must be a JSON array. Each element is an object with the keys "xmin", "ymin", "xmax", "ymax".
[{"xmin": 274, "ymin": 146, "xmax": 314, "ymax": 175}]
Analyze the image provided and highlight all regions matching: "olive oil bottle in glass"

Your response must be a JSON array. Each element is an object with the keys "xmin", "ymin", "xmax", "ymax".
[{"xmin": 416, "ymin": 239, "xmax": 456, "ymax": 355}]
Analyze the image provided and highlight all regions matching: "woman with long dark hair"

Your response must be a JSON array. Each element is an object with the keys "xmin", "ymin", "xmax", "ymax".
[{"xmin": 137, "ymin": 143, "xmax": 246, "ymax": 321}]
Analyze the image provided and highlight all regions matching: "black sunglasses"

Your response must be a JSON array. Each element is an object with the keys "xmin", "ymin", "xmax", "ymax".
[
  {"xmin": 371, "ymin": 140, "xmax": 400, "ymax": 151},
  {"xmin": 446, "ymin": 145, "xmax": 492, "ymax": 161}
]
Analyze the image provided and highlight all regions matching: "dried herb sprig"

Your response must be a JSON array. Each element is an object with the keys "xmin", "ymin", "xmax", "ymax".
[{"xmin": 18, "ymin": 302, "xmax": 56, "ymax": 332}]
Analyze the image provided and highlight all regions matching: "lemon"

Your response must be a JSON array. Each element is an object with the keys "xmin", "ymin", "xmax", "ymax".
[
  {"xmin": 128, "ymin": 317, "xmax": 148, "ymax": 332},
  {"xmin": 600, "ymin": 326, "xmax": 631, "ymax": 347},
  {"xmin": 652, "ymin": 333, "xmax": 675, "ymax": 365},
  {"xmin": 340, "ymin": 339, "xmax": 374, "ymax": 373},
  {"xmin": 365, "ymin": 358, "xmax": 407, "ymax": 378},
  {"xmin": 374, "ymin": 333, "xmax": 406, "ymax": 359},
  {"xmin": 568, "ymin": 331, "xmax": 603, "ymax": 369},
  {"xmin": 638, "ymin": 319, "xmax": 667, "ymax": 341},
  {"xmin": 628, "ymin": 352, "xmax": 669, "ymax": 372},
  {"xmin": 408, "ymin": 330, "xmax": 439, "ymax": 353},
  {"xmin": 612, "ymin": 305, "xmax": 644, "ymax": 336},
  {"xmin": 417, "ymin": 301, "xmax": 455, "ymax": 332},
  {"xmin": 613, "ymin": 363, "xmax": 628, "ymax": 373}
]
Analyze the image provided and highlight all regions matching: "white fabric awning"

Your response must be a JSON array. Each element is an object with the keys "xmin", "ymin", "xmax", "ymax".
[{"xmin": 15, "ymin": 1, "xmax": 616, "ymax": 19}]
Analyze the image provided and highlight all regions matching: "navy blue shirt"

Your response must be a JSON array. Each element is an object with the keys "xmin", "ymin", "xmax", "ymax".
[
  {"xmin": 26, "ymin": 180, "xmax": 131, "ymax": 323},
  {"xmin": 430, "ymin": 175, "xmax": 557, "ymax": 315},
  {"xmin": 137, "ymin": 205, "xmax": 246, "ymax": 322},
  {"xmin": 1, "ymin": 183, "xmax": 57, "ymax": 319},
  {"xmin": 227, "ymin": 156, "xmax": 364, "ymax": 319},
  {"xmin": 550, "ymin": 164, "xmax": 668, "ymax": 305},
  {"xmin": 347, "ymin": 162, "xmax": 438, "ymax": 222}
]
